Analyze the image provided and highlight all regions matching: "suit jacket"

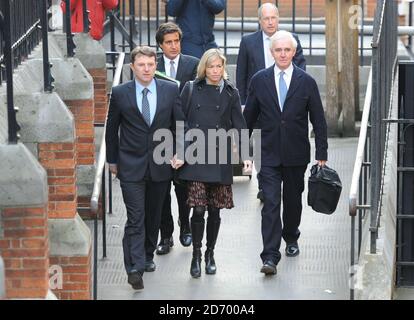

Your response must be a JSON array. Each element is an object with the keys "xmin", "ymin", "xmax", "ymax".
[
  {"xmin": 105, "ymin": 78, "xmax": 186, "ymax": 182},
  {"xmin": 157, "ymin": 53, "xmax": 199, "ymax": 92},
  {"xmin": 236, "ymin": 30, "xmax": 306, "ymax": 104},
  {"xmin": 243, "ymin": 65, "xmax": 327, "ymax": 168}
]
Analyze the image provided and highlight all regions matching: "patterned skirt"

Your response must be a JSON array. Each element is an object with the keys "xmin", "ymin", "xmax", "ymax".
[{"xmin": 187, "ymin": 181, "xmax": 234, "ymax": 209}]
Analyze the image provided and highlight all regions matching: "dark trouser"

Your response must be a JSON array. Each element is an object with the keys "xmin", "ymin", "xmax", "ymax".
[
  {"xmin": 159, "ymin": 181, "xmax": 190, "ymax": 239},
  {"xmin": 258, "ymin": 165, "xmax": 307, "ymax": 265},
  {"xmin": 120, "ymin": 180, "xmax": 169, "ymax": 274}
]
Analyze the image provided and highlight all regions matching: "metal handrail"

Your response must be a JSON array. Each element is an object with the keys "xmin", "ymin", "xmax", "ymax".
[
  {"xmin": 372, "ymin": 0, "xmax": 386, "ymax": 48},
  {"xmin": 349, "ymin": 68, "xmax": 372, "ymax": 217},
  {"xmin": 90, "ymin": 51, "xmax": 125, "ymax": 214},
  {"xmin": 90, "ymin": 51, "xmax": 124, "ymax": 300},
  {"xmin": 349, "ymin": 67, "xmax": 372, "ymax": 301},
  {"xmin": 0, "ymin": 256, "xmax": 5, "ymax": 299}
]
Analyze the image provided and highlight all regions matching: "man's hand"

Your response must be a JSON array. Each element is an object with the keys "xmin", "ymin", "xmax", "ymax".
[
  {"xmin": 170, "ymin": 154, "xmax": 184, "ymax": 170},
  {"xmin": 243, "ymin": 160, "xmax": 253, "ymax": 174},
  {"xmin": 109, "ymin": 164, "xmax": 118, "ymax": 175},
  {"xmin": 317, "ymin": 160, "xmax": 327, "ymax": 167}
]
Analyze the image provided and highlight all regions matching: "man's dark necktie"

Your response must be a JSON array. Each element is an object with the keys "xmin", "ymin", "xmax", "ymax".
[{"xmin": 142, "ymin": 88, "xmax": 151, "ymax": 126}]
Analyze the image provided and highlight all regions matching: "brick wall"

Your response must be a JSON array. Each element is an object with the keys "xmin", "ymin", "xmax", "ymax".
[
  {"xmin": 37, "ymin": 142, "xmax": 93, "ymax": 300},
  {"xmin": 64, "ymin": 99, "xmax": 95, "ymax": 166},
  {"xmin": 39, "ymin": 143, "xmax": 77, "ymax": 220},
  {"xmin": 88, "ymin": 68, "xmax": 108, "ymax": 125},
  {"xmin": 49, "ymin": 249, "xmax": 92, "ymax": 300},
  {"xmin": 0, "ymin": 206, "xmax": 49, "ymax": 299}
]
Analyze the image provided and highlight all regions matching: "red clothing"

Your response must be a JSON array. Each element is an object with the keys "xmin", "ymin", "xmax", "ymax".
[{"xmin": 61, "ymin": 0, "xmax": 118, "ymax": 40}]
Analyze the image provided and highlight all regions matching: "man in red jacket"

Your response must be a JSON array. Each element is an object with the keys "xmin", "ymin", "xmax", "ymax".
[{"xmin": 61, "ymin": 0, "xmax": 118, "ymax": 40}]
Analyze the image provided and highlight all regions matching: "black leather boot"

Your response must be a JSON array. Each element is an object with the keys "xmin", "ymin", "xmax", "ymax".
[
  {"xmin": 205, "ymin": 217, "xmax": 221, "ymax": 275},
  {"xmin": 190, "ymin": 217, "xmax": 205, "ymax": 278}
]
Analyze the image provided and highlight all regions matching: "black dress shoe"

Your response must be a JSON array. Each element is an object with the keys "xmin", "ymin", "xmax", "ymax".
[
  {"xmin": 260, "ymin": 260, "xmax": 277, "ymax": 275},
  {"xmin": 156, "ymin": 237, "xmax": 174, "ymax": 255},
  {"xmin": 257, "ymin": 189, "xmax": 264, "ymax": 202},
  {"xmin": 145, "ymin": 260, "xmax": 156, "ymax": 272},
  {"xmin": 128, "ymin": 270, "xmax": 144, "ymax": 290},
  {"xmin": 285, "ymin": 242, "xmax": 300, "ymax": 257},
  {"xmin": 179, "ymin": 227, "xmax": 192, "ymax": 247}
]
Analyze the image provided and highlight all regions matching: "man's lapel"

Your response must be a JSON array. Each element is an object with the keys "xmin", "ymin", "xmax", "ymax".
[
  {"xmin": 126, "ymin": 80, "xmax": 149, "ymax": 127},
  {"xmin": 175, "ymin": 54, "xmax": 184, "ymax": 80},
  {"xmin": 263, "ymin": 67, "xmax": 281, "ymax": 112},
  {"xmin": 256, "ymin": 31, "xmax": 266, "ymax": 69},
  {"xmin": 152, "ymin": 78, "xmax": 163, "ymax": 127},
  {"xmin": 284, "ymin": 66, "xmax": 303, "ymax": 105}
]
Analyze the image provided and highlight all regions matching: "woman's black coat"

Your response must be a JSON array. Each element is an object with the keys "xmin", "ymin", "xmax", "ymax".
[{"xmin": 178, "ymin": 78, "xmax": 247, "ymax": 185}]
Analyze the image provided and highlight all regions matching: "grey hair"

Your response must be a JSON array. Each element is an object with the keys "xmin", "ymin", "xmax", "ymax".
[
  {"xmin": 258, "ymin": 2, "xmax": 279, "ymax": 20},
  {"xmin": 270, "ymin": 30, "xmax": 298, "ymax": 50}
]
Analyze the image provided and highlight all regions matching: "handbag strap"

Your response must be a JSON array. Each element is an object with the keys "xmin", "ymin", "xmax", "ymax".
[{"xmin": 185, "ymin": 80, "xmax": 194, "ymax": 119}]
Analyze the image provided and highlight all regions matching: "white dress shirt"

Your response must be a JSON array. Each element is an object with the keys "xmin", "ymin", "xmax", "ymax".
[
  {"xmin": 274, "ymin": 63, "xmax": 294, "ymax": 107},
  {"xmin": 163, "ymin": 55, "xmax": 180, "ymax": 79},
  {"xmin": 262, "ymin": 32, "xmax": 274, "ymax": 68}
]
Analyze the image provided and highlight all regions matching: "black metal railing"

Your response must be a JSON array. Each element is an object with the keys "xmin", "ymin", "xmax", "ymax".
[
  {"xmin": 63, "ymin": 0, "xmax": 76, "ymax": 57},
  {"xmin": 0, "ymin": 0, "xmax": 54, "ymax": 144},
  {"xmin": 104, "ymin": 0, "xmax": 375, "ymax": 65},
  {"xmin": 0, "ymin": 0, "xmax": 43, "ymax": 83},
  {"xmin": 349, "ymin": 0, "xmax": 398, "ymax": 300}
]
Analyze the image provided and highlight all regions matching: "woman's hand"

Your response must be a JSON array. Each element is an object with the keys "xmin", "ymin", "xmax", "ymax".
[{"xmin": 170, "ymin": 154, "xmax": 184, "ymax": 169}]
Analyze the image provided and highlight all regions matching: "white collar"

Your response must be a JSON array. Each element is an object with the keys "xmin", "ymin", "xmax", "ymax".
[
  {"xmin": 262, "ymin": 31, "xmax": 274, "ymax": 42},
  {"xmin": 163, "ymin": 54, "xmax": 180, "ymax": 67},
  {"xmin": 274, "ymin": 63, "xmax": 294, "ymax": 77}
]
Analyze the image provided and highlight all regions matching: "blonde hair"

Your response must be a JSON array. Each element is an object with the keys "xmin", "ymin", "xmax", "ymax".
[{"xmin": 196, "ymin": 48, "xmax": 228, "ymax": 80}]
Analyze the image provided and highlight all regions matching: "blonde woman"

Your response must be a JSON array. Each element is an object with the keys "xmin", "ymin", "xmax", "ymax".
[{"xmin": 178, "ymin": 49, "xmax": 252, "ymax": 278}]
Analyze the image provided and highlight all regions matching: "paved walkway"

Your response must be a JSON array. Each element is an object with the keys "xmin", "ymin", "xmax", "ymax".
[{"xmin": 88, "ymin": 137, "xmax": 357, "ymax": 300}]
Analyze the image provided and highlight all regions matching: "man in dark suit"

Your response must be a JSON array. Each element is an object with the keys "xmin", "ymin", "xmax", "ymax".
[
  {"xmin": 105, "ymin": 46, "xmax": 185, "ymax": 290},
  {"xmin": 155, "ymin": 22, "xmax": 199, "ymax": 255},
  {"xmin": 236, "ymin": 3, "xmax": 306, "ymax": 202},
  {"xmin": 243, "ymin": 31, "xmax": 328, "ymax": 276}
]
